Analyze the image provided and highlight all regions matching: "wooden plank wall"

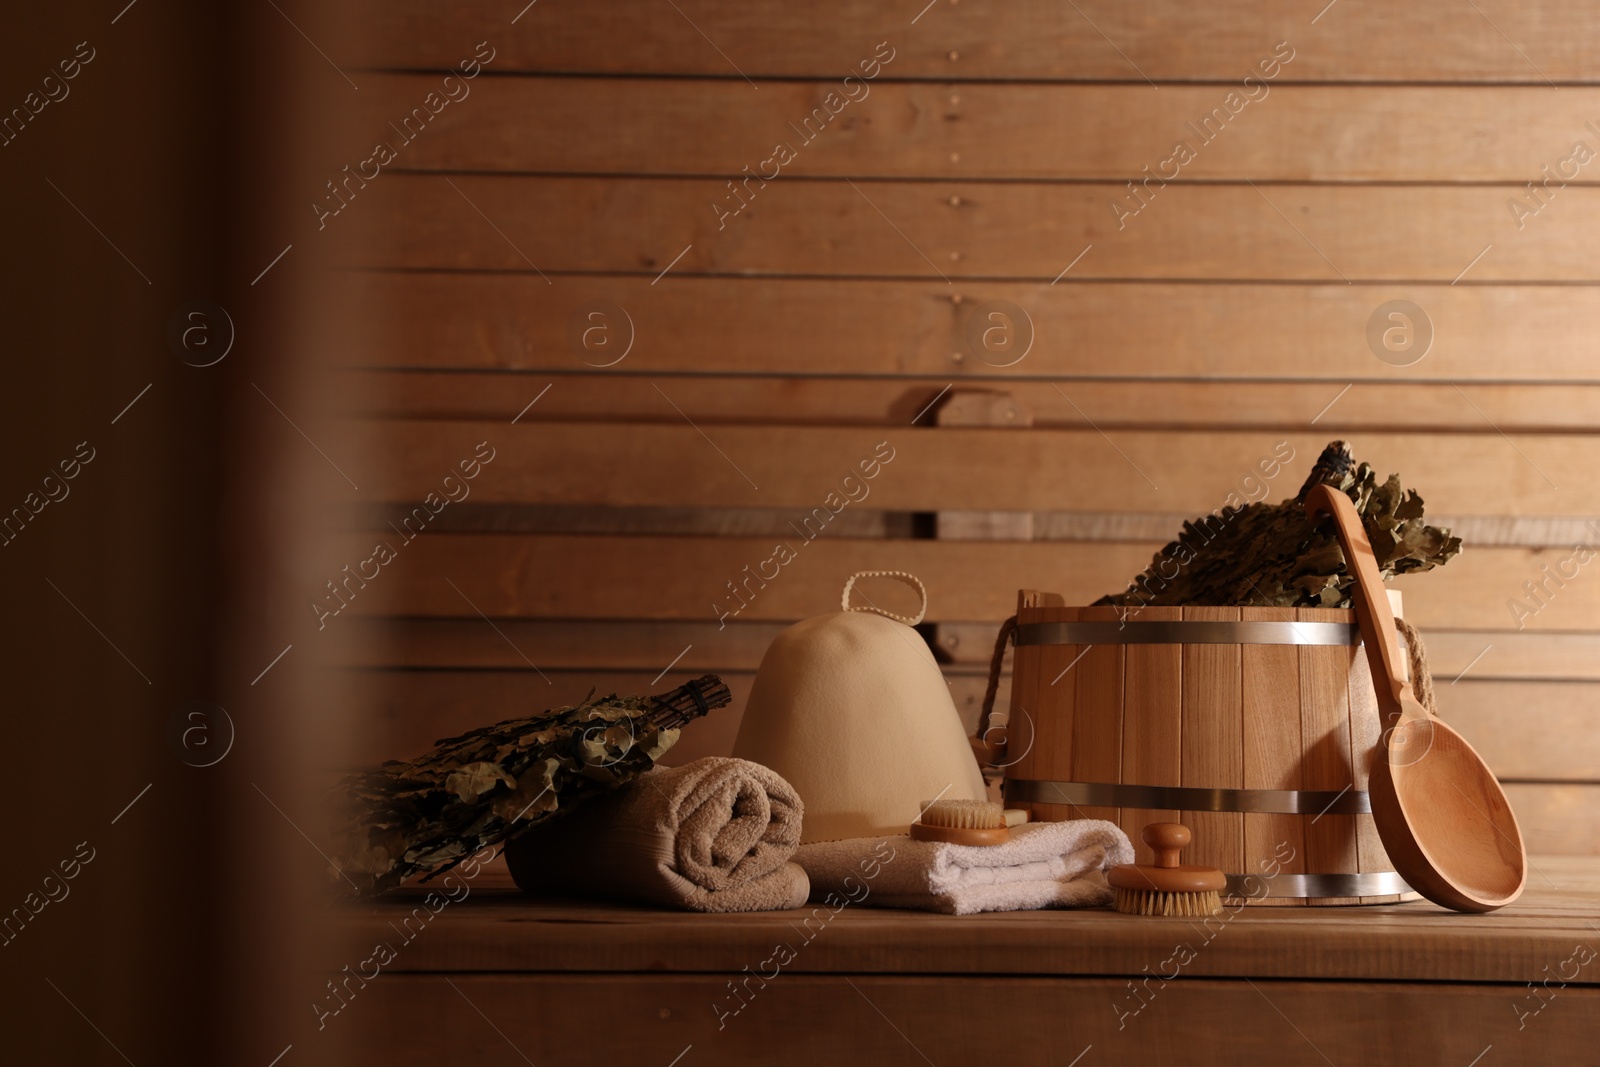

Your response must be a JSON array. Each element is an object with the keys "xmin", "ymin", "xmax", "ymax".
[{"xmin": 329, "ymin": 0, "xmax": 1599, "ymax": 853}]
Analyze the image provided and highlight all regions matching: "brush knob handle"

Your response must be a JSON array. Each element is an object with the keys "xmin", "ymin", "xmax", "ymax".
[
  {"xmin": 1110, "ymin": 822, "xmax": 1227, "ymax": 895},
  {"xmin": 1143, "ymin": 823, "xmax": 1191, "ymax": 869}
]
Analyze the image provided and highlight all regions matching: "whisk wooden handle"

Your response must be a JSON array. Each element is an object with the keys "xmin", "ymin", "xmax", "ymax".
[{"xmin": 647, "ymin": 674, "xmax": 733, "ymax": 729}]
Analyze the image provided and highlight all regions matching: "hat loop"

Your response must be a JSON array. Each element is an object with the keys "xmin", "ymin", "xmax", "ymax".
[{"xmin": 840, "ymin": 571, "xmax": 928, "ymax": 626}]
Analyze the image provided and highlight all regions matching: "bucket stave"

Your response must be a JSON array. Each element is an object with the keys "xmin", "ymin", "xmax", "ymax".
[{"xmin": 998, "ymin": 590, "xmax": 1419, "ymax": 906}]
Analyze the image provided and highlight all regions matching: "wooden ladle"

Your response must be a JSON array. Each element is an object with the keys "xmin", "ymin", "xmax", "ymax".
[{"xmin": 1305, "ymin": 484, "xmax": 1526, "ymax": 912}]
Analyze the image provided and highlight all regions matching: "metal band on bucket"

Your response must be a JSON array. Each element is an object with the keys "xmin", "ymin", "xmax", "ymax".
[
  {"xmin": 1008, "ymin": 780, "xmax": 1415, "ymax": 898},
  {"xmin": 1224, "ymin": 872, "xmax": 1414, "ymax": 898},
  {"xmin": 1006, "ymin": 779, "xmax": 1372, "ymax": 815},
  {"xmin": 1014, "ymin": 621, "xmax": 1359, "ymax": 646}
]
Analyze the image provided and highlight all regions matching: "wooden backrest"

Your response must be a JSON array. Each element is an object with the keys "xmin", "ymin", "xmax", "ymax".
[{"xmin": 339, "ymin": 0, "xmax": 1599, "ymax": 855}]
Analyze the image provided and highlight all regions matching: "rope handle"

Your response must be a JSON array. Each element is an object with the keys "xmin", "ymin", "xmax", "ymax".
[
  {"xmin": 974, "ymin": 615, "xmax": 1018, "ymax": 764},
  {"xmin": 840, "ymin": 571, "xmax": 928, "ymax": 626},
  {"xmin": 1394, "ymin": 617, "xmax": 1438, "ymax": 718}
]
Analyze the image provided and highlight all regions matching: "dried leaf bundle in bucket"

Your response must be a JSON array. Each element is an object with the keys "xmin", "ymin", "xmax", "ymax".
[
  {"xmin": 331, "ymin": 675, "xmax": 730, "ymax": 896},
  {"xmin": 1097, "ymin": 441, "xmax": 1461, "ymax": 608}
]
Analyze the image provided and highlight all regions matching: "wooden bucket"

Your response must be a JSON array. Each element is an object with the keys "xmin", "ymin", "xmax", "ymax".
[{"xmin": 996, "ymin": 590, "xmax": 1420, "ymax": 906}]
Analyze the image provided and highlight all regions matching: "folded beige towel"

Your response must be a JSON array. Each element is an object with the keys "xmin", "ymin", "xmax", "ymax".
[
  {"xmin": 794, "ymin": 819, "xmax": 1134, "ymax": 915},
  {"xmin": 505, "ymin": 756, "xmax": 809, "ymax": 912}
]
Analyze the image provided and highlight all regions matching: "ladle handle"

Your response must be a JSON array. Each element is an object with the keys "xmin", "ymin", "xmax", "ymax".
[{"xmin": 1304, "ymin": 485, "xmax": 1419, "ymax": 724}]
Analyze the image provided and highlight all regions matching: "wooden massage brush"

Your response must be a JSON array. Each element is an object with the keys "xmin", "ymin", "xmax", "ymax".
[
  {"xmin": 910, "ymin": 799, "xmax": 1028, "ymax": 846},
  {"xmin": 1109, "ymin": 822, "xmax": 1226, "ymax": 916}
]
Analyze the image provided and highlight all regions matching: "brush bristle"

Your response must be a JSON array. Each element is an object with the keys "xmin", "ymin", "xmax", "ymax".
[
  {"xmin": 1113, "ymin": 886, "xmax": 1223, "ymax": 916},
  {"xmin": 918, "ymin": 799, "xmax": 1005, "ymax": 830}
]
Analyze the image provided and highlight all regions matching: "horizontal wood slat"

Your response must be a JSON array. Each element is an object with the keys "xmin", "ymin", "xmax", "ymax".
[
  {"xmin": 351, "ymin": 618, "xmax": 1600, "ymax": 680},
  {"xmin": 348, "ymin": 664, "xmax": 983, "ymax": 771},
  {"xmin": 350, "ymin": 371, "xmax": 1600, "ymax": 433},
  {"xmin": 349, "ymin": 175, "xmax": 1600, "ymax": 281},
  {"xmin": 351, "ymin": 861, "xmax": 1600, "ymax": 976},
  {"xmin": 941, "ymin": 620, "xmax": 1600, "ymax": 683},
  {"xmin": 1445, "ymin": 681, "xmax": 1600, "ymax": 781},
  {"xmin": 367, "ymin": 75, "xmax": 1600, "ymax": 183},
  {"xmin": 347, "ymin": 975, "xmax": 1600, "ymax": 1066},
  {"xmin": 337, "ymin": 533, "xmax": 1600, "ymax": 631},
  {"xmin": 354, "ymin": 669, "xmax": 756, "ymax": 769},
  {"xmin": 353, "ymin": 0, "xmax": 1600, "ymax": 84},
  {"xmin": 351, "ymin": 668, "xmax": 1600, "ymax": 784},
  {"xmin": 346, "ymin": 619, "xmax": 788, "ymax": 671},
  {"xmin": 1506, "ymin": 784, "xmax": 1600, "ymax": 856},
  {"xmin": 347, "ymin": 275, "xmax": 1600, "ymax": 384},
  {"xmin": 366, "ymin": 421, "xmax": 1600, "ymax": 516},
  {"xmin": 354, "ymin": 501, "xmax": 1600, "ymax": 551}
]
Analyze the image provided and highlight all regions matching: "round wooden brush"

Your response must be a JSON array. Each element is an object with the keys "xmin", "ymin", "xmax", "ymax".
[
  {"xmin": 1109, "ymin": 823, "xmax": 1226, "ymax": 916},
  {"xmin": 910, "ymin": 799, "xmax": 1027, "ymax": 846}
]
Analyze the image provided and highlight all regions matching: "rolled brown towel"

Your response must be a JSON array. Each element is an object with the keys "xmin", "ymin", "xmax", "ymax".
[{"xmin": 504, "ymin": 756, "xmax": 809, "ymax": 912}]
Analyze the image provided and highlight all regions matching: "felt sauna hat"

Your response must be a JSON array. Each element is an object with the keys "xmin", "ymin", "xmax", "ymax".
[{"xmin": 731, "ymin": 572, "xmax": 988, "ymax": 843}]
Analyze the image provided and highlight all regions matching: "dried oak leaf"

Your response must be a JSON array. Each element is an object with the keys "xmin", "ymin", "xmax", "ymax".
[{"xmin": 444, "ymin": 762, "xmax": 515, "ymax": 804}]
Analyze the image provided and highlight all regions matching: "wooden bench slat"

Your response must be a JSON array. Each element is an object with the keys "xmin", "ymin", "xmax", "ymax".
[
  {"xmin": 346, "ymin": 973, "xmax": 1600, "ymax": 1066},
  {"xmin": 343, "ymin": 973, "xmax": 1598, "ymax": 1066},
  {"xmin": 352, "ymin": 0, "xmax": 1600, "ymax": 84},
  {"xmin": 337, "ymin": 533, "xmax": 1600, "ymax": 631},
  {"xmin": 347, "ymin": 176, "xmax": 1600, "ymax": 282},
  {"xmin": 339, "ymin": 856, "xmax": 1600, "ymax": 981},
  {"xmin": 349, "ymin": 619, "xmax": 1600, "ymax": 681},
  {"xmin": 1506, "ymin": 785, "xmax": 1600, "ymax": 857},
  {"xmin": 349, "ymin": 668, "xmax": 1600, "ymax": 786},
  {"xmin": 364, "ymin": 75, "xmax": 1600, "ymax": 183},
  {"xmin": 364, "ymin": 422, "xmax": 1600, "ymax": 516},
  {"xmin": 349, "ymin": 371, "xmax": 1600, "ymax": 434},
  {"xmin": 346, "ymin": 274, "xmax": 1600, "ymax": 383}
]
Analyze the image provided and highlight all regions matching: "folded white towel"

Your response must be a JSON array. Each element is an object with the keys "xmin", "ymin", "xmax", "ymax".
[{"xmin": 794, "ymin": 819, "xmax": 1133, "ymax": 915}]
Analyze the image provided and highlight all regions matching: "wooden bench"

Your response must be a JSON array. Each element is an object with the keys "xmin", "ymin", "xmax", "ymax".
[{"xmin": 336, "ymin": 859, "xmax": 1600, "ymax": 1064}]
